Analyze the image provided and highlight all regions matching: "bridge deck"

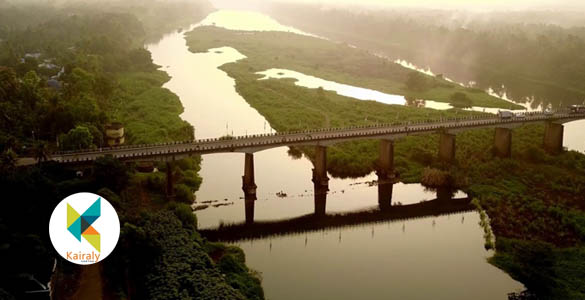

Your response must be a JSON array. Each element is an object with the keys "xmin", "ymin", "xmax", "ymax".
[{"xmin": 17, "ymin": 112, "xmax": 585, "ymax": 166}]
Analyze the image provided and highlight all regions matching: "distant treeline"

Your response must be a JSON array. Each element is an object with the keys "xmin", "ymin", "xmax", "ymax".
[
  {"xmin": 0, "ymin": 0, "xmax": 214, "ymax": 40},
  {"xmin": 265, "ymin": 3, "xmax": 585, "ymax": 108}
]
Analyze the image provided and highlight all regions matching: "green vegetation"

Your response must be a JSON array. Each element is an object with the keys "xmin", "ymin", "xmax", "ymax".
[
  {"xmin": 59, "ymin": 126, "xmax": 94, "ymax": 150},
  {"xmin": 420, "ymin": 167, "xmax": 454, "ymax": 188},
  {"xmin": 114, "ymin": 71, "xmax": 195, "ymax": 144},
  {"xmin": 472, "ymin": 198, "xmax": 495, "ymax": 250},
  {"xmin": 0, "ymin": 156, "xmax": 263, "ymax": 300},
  {"xmin": 102, "ymin": 176, "xmax": 263, "ymax": 300},
  {"xmin": 186, "ymin": 26, "xmax": 521, "ymax": 109},
  {"xmin": 266, "ymin": 3, "xmax": 585, "ymax": 108},
  {"xmin": 0, "ymin": 0, "xmax": 214, "ymax": 43},
  {"xmin": 187, "ymin": 26, "xmax": 585, "ymax": 298},
  {"xmin": 449, "ymin": 92, "xmax": 473, "ymax": 109},
  {"xmin": 0, "ymin": 2, "xmax": 263, "ymax": 299},
  {"xmin": 0, "ymin": 13, "xmax": 195, "ymax": 153}
]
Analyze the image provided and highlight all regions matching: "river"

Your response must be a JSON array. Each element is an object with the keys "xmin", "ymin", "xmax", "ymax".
[{"xmin": 146, "ymin": 9, "xmax": 529, "ymax": 300}]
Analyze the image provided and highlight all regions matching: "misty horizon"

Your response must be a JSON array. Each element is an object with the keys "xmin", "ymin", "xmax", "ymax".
[{"xmin": 209, "ymin": 0, "xmax": 585, "ymax": 11}]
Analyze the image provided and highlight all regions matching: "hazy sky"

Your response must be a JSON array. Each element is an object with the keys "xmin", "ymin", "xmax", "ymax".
[{"xmin": 212, "ymin": 0, "xmax": 585, "ymax": 10}]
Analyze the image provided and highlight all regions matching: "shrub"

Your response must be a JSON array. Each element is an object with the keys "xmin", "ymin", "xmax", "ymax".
[
  {"xmin": 521, "ymin": 145, "xmax": 548, "ymax": 164},
  {"xmin": 449, "ymin": 92, "xmax": 473, "ymax": 108},
  {"xmin": 174, "ymin": 183, "xmax": 194, "ymax": 204},
  {"xmin": 168, "ymin": 202, "xmax": 197, "ymax": 230},
  {"xmin": 181, "ymin": 170, "xmax": 202, "ymax": 191},
  {"xmin": 59, "ymin": 126, "xmax": 94, "ymax": 150},
  {"xmin": 405, "ymin": 71, "xmax": 431, "ymax": 92},
  {"xmin": 421, "ymin": 167, "xmax": 453, "ymax": 187},
  {"xmin": 96, "ymin": 187, "xmax": 122, "ymax": 209},
  {"xmin": 409, "ymin": 148, "xmax": 434, "ymax": 166}
]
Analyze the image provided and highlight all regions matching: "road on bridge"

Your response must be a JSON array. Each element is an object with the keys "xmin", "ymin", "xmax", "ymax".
[{"xmin": 16, "ymin": 111, "xmax": 585, "ymax": 166}]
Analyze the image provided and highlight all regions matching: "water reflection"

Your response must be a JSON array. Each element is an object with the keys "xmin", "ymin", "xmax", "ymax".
[
  {"xmin": 232, "ymin": 209, "xmax": 522, "ymax": 300},
  {"xmin": 201, "ymin": 186, "xmax": 471, "ymax": 241},
  {"xmin": 377, "ymin": 176, "xmax": 394, "ymax": 211}
]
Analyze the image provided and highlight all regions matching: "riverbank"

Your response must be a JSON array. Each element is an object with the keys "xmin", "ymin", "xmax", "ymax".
[
  {"xmin": 186, "ymin": 26, "xmax": 585, "ymax": 299},
  {"xmin": 186, "ymin": 26, "xmax": 523, "ymax": 110},
  {"xmin": 97, "ymin": 67, "xmax": 264, "ymax": 299}
]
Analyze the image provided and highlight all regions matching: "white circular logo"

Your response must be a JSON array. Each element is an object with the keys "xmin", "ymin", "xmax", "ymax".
[{"xmin": 49, "ymin": 192, "xmax": 120, "ymax": 265}]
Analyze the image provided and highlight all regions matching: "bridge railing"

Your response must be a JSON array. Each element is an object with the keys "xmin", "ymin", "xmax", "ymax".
[{"xmin": 51, "ymin": 111, "xmax": 582, "ymax": 158}]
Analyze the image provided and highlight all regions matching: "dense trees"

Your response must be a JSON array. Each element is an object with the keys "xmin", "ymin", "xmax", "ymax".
[
  {"xmin": 108, "ymin": 209, "xmax": 262, "ymax": 300},
  {"xmin": 59, "ymin": 126, "xmax": 93, "ymax": 150},
  {"xmin": 0, "ymin": 2, "xmax": 263, "ymax": 299},
  {"xmin": 0, "ymin": 3, "xmax": 201, "ymax": 154},
  {"xmin": 0, "ymin": 156, "xmax": 263, "ymax": 299}
]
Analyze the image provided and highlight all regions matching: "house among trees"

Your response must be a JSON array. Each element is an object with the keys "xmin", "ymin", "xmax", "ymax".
[{"xmin": 105, "ymin": 122, "xmax": 125, "ymax": 146}]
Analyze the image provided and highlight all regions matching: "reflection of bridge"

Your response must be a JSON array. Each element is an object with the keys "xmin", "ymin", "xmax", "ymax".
[
  {"xmin": 201, "ymin": 180, "xmax": 472, "ymax": 242},
  {"xmin": 17, "ymin": 112, "xmax": 585, "ymax": 202}
]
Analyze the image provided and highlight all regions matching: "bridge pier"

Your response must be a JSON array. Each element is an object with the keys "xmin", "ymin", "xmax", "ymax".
[
  {"xmin": 166, "ymin": 161, "xmax": 175, "ymax": 199},
  {"xmin": 377, "ymin": 139, "xmax": 396, "ymax": 181},
  {"xmin": 438, "ymin": 132, "xmax": 456, "ymax": 163},
  {"xmin": 494, "ymin": 127, "xmax": 512, "ymax": 158},
  {"xmin": 242, "ymin": 153, "xmax": 257, "ymax": 201},
  {"xmin": 242, "ymin": 153, "xmax": 257, "ymax": 224},
  {"xmin": 312, "ymin": 146, "xmax": 329, "ymax": 191},
  {"xmin": 377, "ymin": 174, "xmax": 394, "ymax": 211},
  {"xmin": 543, "ymin": 122, "xmax": 564, "ymax": 155}
]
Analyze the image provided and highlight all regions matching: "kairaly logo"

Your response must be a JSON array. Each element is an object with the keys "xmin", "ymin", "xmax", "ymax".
[{"xmin": 49, "ymin": 193, "xmax": 120, "ymax": 265}]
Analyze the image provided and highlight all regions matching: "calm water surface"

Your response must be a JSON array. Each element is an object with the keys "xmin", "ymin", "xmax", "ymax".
[
  {"xmin": 147, "ymin": 9, "xmax": 526, "ymax": 299},
  {"xmin": 258, "ymin": 68, "xmax": 514, "ymax": 114}
]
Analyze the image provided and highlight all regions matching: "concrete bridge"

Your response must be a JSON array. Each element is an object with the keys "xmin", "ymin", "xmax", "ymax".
[
  {"xmin": 17, "ymin": 111, "xmax": 585, "ymax": 202},
  {"xmin": 201, "ymin": 179, "xmax": 473, "ymax": 242}
]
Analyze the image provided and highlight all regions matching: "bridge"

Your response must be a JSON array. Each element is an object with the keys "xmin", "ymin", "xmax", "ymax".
[{"xmin": 17, "ymin": 111, "xmax": 585, "ymax": 202}]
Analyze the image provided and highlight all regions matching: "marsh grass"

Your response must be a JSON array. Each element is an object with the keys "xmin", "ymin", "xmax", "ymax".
[{"xmin": 186, "ymin": 26, "xmax": 523, "ymax": 109}]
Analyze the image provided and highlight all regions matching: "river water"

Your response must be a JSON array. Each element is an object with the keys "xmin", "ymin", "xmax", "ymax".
[{"xmin": 146, "ymin": 9, "xmax": 529, "ymax": 300}]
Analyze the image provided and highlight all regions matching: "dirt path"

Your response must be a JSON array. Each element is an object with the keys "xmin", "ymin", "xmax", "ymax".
[{"xmin": 72, "ymin": 264, "xmax": 103, "ymax": 300}]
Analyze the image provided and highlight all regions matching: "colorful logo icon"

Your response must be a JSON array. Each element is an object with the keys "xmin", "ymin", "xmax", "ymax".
[
  {"xmin": 49, "ymin": 193, "xmax": 120, "ymax": 265},
  {"xmin": 67, "ymin": 198, "xmax": 101, "ymax": 252}
]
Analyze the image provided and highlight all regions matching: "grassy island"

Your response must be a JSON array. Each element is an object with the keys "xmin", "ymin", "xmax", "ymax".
[{"xmin": 187, "ymin": 26, "xmax": 523, "ymax": 110}]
